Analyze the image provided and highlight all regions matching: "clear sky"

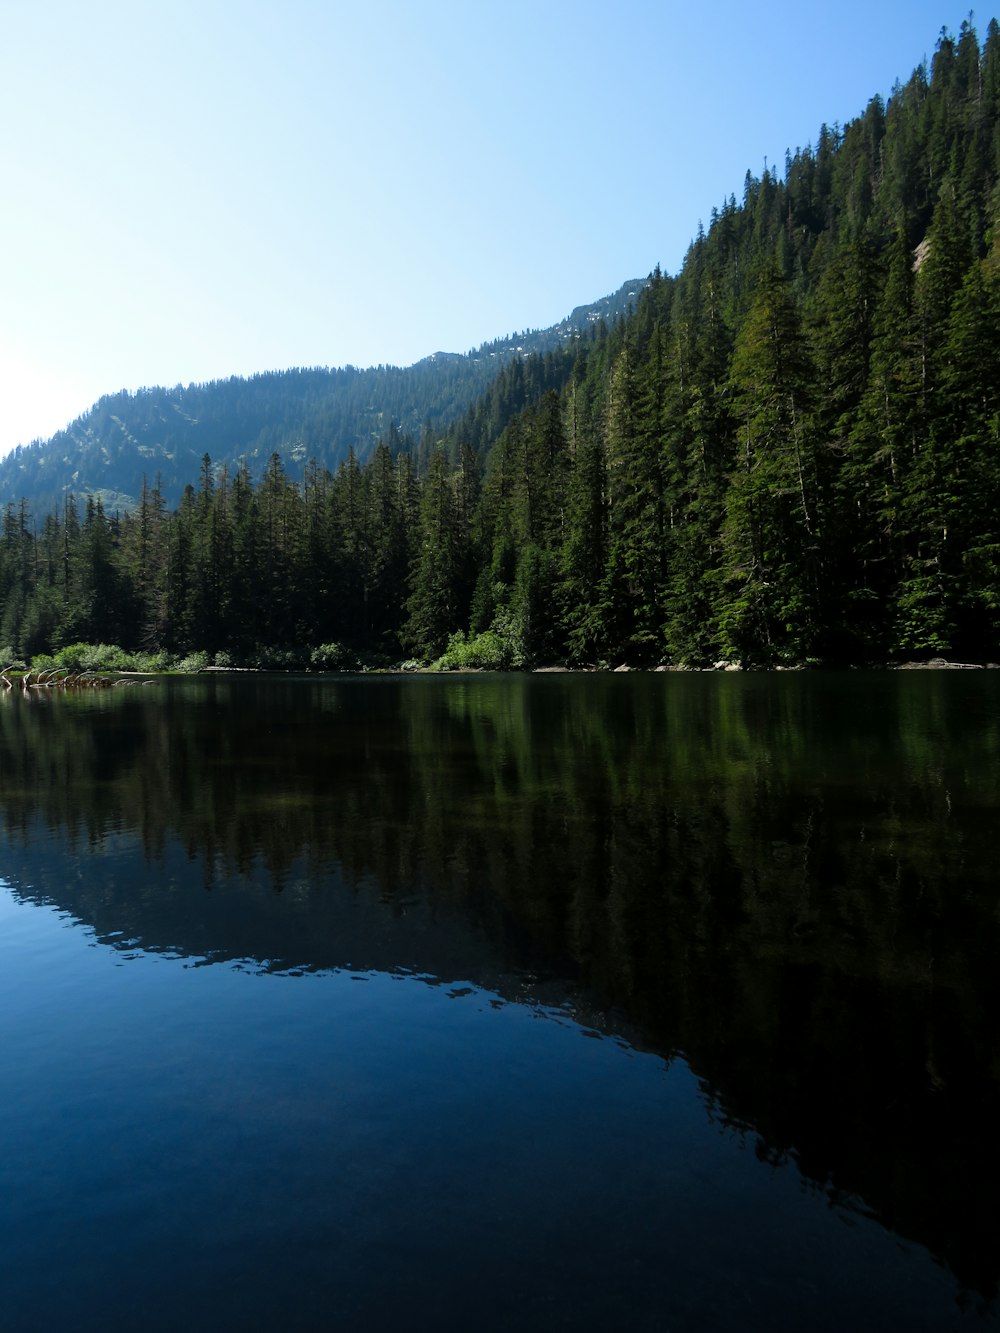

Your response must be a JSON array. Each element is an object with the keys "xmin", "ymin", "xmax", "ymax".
[{"xmin": 0, "ymin": 0, "xmax": 983, "ymax": 457}]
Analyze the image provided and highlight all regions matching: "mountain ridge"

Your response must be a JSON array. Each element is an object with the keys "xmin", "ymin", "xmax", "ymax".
[{"xmin": 0, "ymin": 278, "xmax": 646, "ymax": 516}]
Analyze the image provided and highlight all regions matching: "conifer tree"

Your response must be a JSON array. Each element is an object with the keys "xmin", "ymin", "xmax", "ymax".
[
  {"xmin": 719, "ymin": 265, "xmax": 821, "ymax": 661},
  {"xmin": 402, "ymin": 448, "xmax": 463, "ymax": 659}
]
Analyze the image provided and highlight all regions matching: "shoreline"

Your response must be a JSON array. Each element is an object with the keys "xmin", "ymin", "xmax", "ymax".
[{"xmin": 9, "ymin": 657, "xmax": 998, "ymax": 685}]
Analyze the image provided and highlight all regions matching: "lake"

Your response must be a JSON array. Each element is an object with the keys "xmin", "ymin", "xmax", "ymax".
[{"xmin": 1, "ymin": 671, "xmax": 998, "ymax": 1331}]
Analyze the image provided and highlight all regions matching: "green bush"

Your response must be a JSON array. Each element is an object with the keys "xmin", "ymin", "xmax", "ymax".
[
  {"xmin": 26, "ymin": 643, "xmax": 174, "ymax": 674},
  {"xmin": 463, "ymin": 630, "xmax": 512, "ymax": 670},
  {"xmin": 310, "ymin": 642, "xmax": 354, "ymax": 671},
  {"xmin": 176, "ymin": 650, "xmax": 212, "ymax": 673},
  {"xmin": 54, "ymin": 643, "xmax": 130, "ymax": 672},
  {"xmin": 131, "ymin": 651, "xmax": 174, "ymax": 673},
  {"xmin": 433, "ymin": 627, "xmax": 521, "ymax": 671}
]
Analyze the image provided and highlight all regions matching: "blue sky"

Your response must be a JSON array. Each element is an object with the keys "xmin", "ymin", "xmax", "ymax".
[{"xmin": 0, "ymin": 0, "xmax": 982, "ymax": 456}]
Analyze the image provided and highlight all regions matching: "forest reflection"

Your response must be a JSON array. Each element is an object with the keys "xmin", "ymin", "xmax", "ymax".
[{"xmin": 1, "ymin": 671, "xmax": 998, "ymax": 1304}]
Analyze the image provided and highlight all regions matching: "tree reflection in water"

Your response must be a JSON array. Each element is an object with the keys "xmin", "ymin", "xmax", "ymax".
[{"xmin": 1, "ymin": 671, "xmax": 998, "ymax": 1307}]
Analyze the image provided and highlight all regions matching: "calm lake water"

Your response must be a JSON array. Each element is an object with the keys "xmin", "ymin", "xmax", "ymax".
[{"xmin": 1, "ymin": 671, "xmax": 998, "ymax": 1331}]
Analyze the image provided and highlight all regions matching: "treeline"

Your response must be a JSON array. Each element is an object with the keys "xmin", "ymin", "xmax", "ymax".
[
  {"xmin": 4, "ymin": 18, "xmax": 1000, "ymax": 667},
  {"xmin": 0, "ymin": 357, "xmax": 501, "ymax": 521},
  {"xmin": 0, "ymin": 336, "xmax": 590, "ymax": 666}
]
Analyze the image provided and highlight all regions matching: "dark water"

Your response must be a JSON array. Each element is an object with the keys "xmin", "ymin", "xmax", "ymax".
[{"xmin": 1, "ymin": 672, "xmax": 998, "ymax": 1331}]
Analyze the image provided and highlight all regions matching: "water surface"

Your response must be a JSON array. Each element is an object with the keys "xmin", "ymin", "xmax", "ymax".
[{"xmin": 1, "ymin": 672, "xmax": 997, "ymax": 1330}]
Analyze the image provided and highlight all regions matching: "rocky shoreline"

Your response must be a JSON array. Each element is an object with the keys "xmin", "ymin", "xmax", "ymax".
[{"xmin": 532, "ymin": 657, "xmax": 1000, "ymax": 673}]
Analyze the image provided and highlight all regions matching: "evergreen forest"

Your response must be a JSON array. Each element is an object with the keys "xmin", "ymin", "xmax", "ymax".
[{"xmin": 3, "ymin": 17, "xmax": 1000, "ymax": 670}]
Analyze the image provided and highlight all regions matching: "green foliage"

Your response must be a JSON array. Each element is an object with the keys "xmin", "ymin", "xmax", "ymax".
[
  {"xmin": 26, "ymin": 643, "xmax": 175, "ymax": 673},
  {"xmin": 132, "ymin": 650, "xmax": 174, "ymax": 673},
  {"xmin": 432, "ymin": 621, "xmax": 525, "ymax": 671},
  {"xmin": 309, "ymin": 642, "xmax": 357, "ymax": 671},
  {"xmin": 52, "ymin": 642, "xmax": 132, "ymax": 672},
  {"xmin": 176, "ymin": 650, "xmax": 213, "ymax": 673},
  {"xmin": 892, "ymin": 575, "xmax": 957, "ymax": 655},
  {"xmin": 401, "ymin": 448, "xmax": 468, "ymax": 660}
]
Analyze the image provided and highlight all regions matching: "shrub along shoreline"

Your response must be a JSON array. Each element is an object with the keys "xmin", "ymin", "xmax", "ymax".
[{"xmin": 2, "ymin": 641, "xmax": 997, "ymax": 678}]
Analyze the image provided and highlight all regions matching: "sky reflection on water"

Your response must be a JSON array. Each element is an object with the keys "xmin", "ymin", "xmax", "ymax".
[{"xmin": 0, "ymin": 875, "xmax": 989, "ymax": 1333}]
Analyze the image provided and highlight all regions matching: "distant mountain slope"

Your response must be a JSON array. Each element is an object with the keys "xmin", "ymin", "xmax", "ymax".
[{"xmin": 0, "ymin": 279, "xmax": 645, "ymax": 515}]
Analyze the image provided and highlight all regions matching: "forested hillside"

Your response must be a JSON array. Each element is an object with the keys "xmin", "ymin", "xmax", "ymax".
[
  {"xmin": 2, "ymin": 17, "xmax": 999, "ymax": 668},
  {"xmin": 0, "ymin": 280, "xmax": 643, "ymax": 517}
]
